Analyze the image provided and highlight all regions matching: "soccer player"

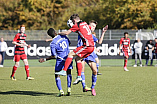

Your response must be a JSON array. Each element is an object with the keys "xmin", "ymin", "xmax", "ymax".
[
  {"xmin": 55, "ymin": 14, "xmax": 95, "ymax": 84},
  {"xmin": 119, "ymin": 32, "xmax": 132, "ymax": 71},
  {"xmin": 10, "ymin": 25, "xmax": 34, "ymax": 80},
  {"xmin": 39, "ymin": 28, "xmax": 73, "ymax": 97}
]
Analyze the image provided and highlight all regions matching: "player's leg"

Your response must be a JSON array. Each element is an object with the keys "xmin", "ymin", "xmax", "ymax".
[
  {"xmin": 55, "ymin": 74, "xmax": 64, "ymax": 97},
  {"xmin": 138, "ymin": 53, "xmax": 142, "ymax": 67},
  {"xmin": 134, "ymin": 53, "xmax": 137, "ymax": 67},
  {"xmin": 95, "ymin": 57, "xmax": 102, "ymax": 75},
  {"xmin": 66, "ymin": 69, "xmax": 72, "ymax": 96},
  {"xmin": 88, "ymin": 61, "xmax": 97, "ymax": 96},
  {"xmin": 55, "ymin": 51, "xmax": 77, "ymax": 76},
  {"xmin": 124, "ymin": 52, "xmax": 129, "ymax": 71},
  {"xmin": 10, "ymin": 55, "xmax": 20, "ymax": 80},
  {"xmin": 22, "ymin": 54, "xmax": 34, "ymax": 80},
  {"xmin": 150, "ymin": 54, "xmax": 154, "ymax": 66}
]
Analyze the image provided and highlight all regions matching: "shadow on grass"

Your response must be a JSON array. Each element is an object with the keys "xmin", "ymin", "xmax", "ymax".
[{"xmin": 0, "ymin": 91, "xmax": 57, "ymax": 96}]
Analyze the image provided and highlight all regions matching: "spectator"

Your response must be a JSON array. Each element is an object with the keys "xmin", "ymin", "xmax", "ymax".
[
  {"xmin": 145, "ymin": 39, "xmax": 154, "ymax": 66},
  {"xmin": 0, "ymin": 37, "xmax": 8, "ymax": 67},
  {"xmin": 133, "ymin": 39, "xmax": 143, "ymax": 67},
  {"xmin": 154, "ymin": 38, "xmax": 157, "ymax": 59}
]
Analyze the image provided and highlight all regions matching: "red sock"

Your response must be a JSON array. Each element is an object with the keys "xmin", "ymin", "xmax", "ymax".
[
  {"xmin": 25, "ymin": 65, "xmax": 30, "ymax": 77},
  {"xmin": 124, "ymin": 59, "xmax": 127, "ymax": 67},
  {"xmin": 76, "ymin": 62, "xmax": 82, "ymax": 76},
  {"xmin": 11, "ymin": 66, "xmax": 17, "ymax": 77},
  {"xmin": 63, "ymin": 57, "xmax": 73, "ymax": 71}
]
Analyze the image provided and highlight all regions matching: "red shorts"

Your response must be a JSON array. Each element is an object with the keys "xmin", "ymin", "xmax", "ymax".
[
  {"xmin": 123, "ymin": 51, "xmax": 129, "ymax": 58},
  {"xmin": 14, "ymin": 54, "xmax": 27, "ymax": 62},
  {"xmin": 73, "ymin": 46, "xmax": 94, "ymax": 58}
]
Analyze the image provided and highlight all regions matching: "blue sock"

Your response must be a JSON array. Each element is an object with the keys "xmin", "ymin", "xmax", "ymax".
[
  {"xmin": 55, "ymin": 77, "xmax": 62, "ymax": 90},
  {"xmin": 96, "ymin": 63, "xmax": 99, "ymax": 72},
  {"xmin": 81, "ymin": 72, "xmax": 86, "ymax": 88},
  {"xmin": 91, "ymin": 74, "xmax": 97, "ymax": 89},
  {"xmin": 67, "ymin": 74, "xmax": 72, "ymax": 88}
]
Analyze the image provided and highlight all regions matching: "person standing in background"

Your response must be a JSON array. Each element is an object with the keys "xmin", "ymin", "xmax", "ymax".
[
  {"xmin": 0, "ymin": 37, "xmax": 8, "ymax": 67},
  {"xmin": 154, "ymin": 38, "xmax": 157, "ymax": 59},
  {"xmin": 133, "ymin": 39, "xmax": 143, "ymax": 67},
  {"xmin": 145, "ymin": 40, "xmax": 154, "ymax": 66}
]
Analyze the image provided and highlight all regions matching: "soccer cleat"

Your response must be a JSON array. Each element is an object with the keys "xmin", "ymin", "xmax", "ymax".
[
  {"xmin": 57, "ymin": 90, "xmax": 64, "ymax": 97},
  {"xmin": 83, "ymin": 86, "xmax": 92, "ymax": 92},
  {"xmin": 97, "ymin": 72, "xmax": 102, "ymax": 75},
  {"xmin": 133, "ymin": 65, "xmax": 137, "ymax": 67},
  {"xmin": 10, "ymin": 76, "xmax": 16, "ymax": 81},
  {"xmin": 55, "ymin": 70, "xmax": 66, "ymax": 76},
  {"xmin": 124, "ymin": 67, "xmax": 129, "ymax": 71},
  {"xmin": 73, "ymin": 76, "xmax": 82, "ymax": 85},
  {"xmin": 26, "ymin": 77, "xmax": 34, "ymax": 80},
  {"xmin": 66, "ymin": 87, "xmax": 71, "ymax": 96},
  {"xmin": 140, "ymin": 64, "xmax": 142, "ymax": 67},
  {"xmin": 91, "ymin": 88, "xmax": 96, "ymax": 96}
]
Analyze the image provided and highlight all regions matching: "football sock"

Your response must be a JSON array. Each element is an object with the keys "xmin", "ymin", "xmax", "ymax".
[
  {"xmin": 91, "ymin": 74, "xmax": 97, "ymax": 89},
  {"xmin": 11, "ymin": 66, "xmax": 17, "ymax": 77},
  {"xmin": 25, "ymin": 65, "xmax": 30, "ymax": 77},
  {"xmin": 76, "ymin": 61, "xmax": 82, "ymax": 76},
  {"xmin": 55, "ymin": 77, "xmax": 62, "ymax": 90},
  {"xmin": 124, "ymin": 59, "xmax": 127, "ymax": 67},
  {"xmin": 96, "ymin": 63, "xmax": 99, "ymax": 72},
  {"xmin": 67, "ymin": 74, "xmax": 72, "ymax": 88},
  {"xmin": 81, "ymin": 72, "xmax": 86, "ymax": 88},
  {"xmin": 63, "ymin": 57, "xmax": 73, "ymax": 71}
]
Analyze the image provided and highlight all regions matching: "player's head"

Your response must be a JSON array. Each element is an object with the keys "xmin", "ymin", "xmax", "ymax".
[
  {"xmin": 124, "ymin": 32, "xmax": 128, "ymax": 38},
  {"xmin": 47, "ymin": 28, "xmax": 56, "ymax": 38},
  {"xmin": 137, "ymin": 38, "xmax": 140, "ymax": 42},
  {"xmin": 89, "ymin": 20, "xmax": 98, "ymax": 32},
  {"xmin": 20, "ymin": 25, "xmax": 25, "ymax": 33},
  {"xmin": 70, "ymin": 14, "xmax": 80, "ymax": 24},
  {"xmin": 149, "ymin": 39, "xmax": 153, "ymax": 43}
]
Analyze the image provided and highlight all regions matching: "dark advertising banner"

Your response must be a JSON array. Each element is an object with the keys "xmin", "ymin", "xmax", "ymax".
[{"xmin": 5, "ymin": 40, "xmax": 152, "ymax": 59}]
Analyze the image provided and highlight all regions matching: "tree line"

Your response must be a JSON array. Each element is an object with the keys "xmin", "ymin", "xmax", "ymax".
[{"xmin": 0, "ymin": 0, "xmax": 156, "ymax": 30}]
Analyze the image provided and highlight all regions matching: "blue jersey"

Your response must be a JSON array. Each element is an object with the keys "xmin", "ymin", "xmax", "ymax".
[{"xmin": 50, "ymin": 35, "xmax": 73, "ymax": 71}]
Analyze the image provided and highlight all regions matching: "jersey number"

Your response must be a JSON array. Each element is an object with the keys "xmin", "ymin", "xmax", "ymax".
[
  {"xmin": 59, "ymin": 41, "xmax": 67, "ymax": 50},
  {"xmin": 83, "ymin": 25, "xmax": 91, "ymax": 35}
]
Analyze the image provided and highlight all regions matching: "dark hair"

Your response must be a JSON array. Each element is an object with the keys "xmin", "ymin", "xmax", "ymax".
[
  {"xmin": 124, "ymin": 32, "xmax": 128, "ymax": 36},
  {"xmin": 89, "ymin": 20, "xmax": 98, "ymax": 25},
  {"xmin": 70, "ymin": 14, "xmax": 80, "ymax": 20},
  {"xmin": 155, "ymin": 38, "xmax": 157, "ymax": 39},
  {"xmin": 47, "ymin": 28, "xmax": 56, "ymax": 38}
]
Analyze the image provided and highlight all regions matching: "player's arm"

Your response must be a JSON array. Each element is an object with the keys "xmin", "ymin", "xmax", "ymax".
[
  {"xmin": 58, "ymin": 30, "xmax": 72, "ymax": 35},
  {"xmin": 128, "ymin": 43, "xmax": 132, "ymax": 54},
  {"xmin": 46, "ymin": 39, "xmax": 53, "ymax": 42},
  {"xmin": 97, "ymin": 25, "xmax": 108, "ymax": 44},
  {"xmin": 39, "ymin": 56, "xmax": 55, "ymax": 63}
]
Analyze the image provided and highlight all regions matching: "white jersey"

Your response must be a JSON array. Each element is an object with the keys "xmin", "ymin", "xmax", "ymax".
[
  {"xmin": 134, "ymin": 42, "xmax": 143, "ymax": 53},
  {"xmin": 0, "ymin": 41, "xmax": 8, "ymax": 52}
]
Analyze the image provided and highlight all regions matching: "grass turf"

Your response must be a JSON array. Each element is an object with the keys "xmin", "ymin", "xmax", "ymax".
[{"xmin": 0, "ymin": 66, "xmax": 157, "ymax": 104}]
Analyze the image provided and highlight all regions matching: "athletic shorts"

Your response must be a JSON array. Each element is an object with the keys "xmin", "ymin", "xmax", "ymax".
[
  {"xmin": 84, "ymin": 51, "xmax": 98, "ymax": 63},
  {"xmin": 73, "ymin": 46, "xmax": 94, "ymax": 58},
  {"xmin": 14, "ymin": 54, "xmax": 27, "ymax": 62},
  {"xmin": 123, "ymin": 51, "xmax": 129, "ymax": 58},
  {"xmin": 55, "ymin": 59, "xmax": 73, "ymax": 72}
]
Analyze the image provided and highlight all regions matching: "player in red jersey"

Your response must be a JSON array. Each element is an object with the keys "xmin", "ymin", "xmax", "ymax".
[
  {"xmin": 55, "ymin": 14, "xmax": 94, "ymax": 84},
  {"xmin": 119, "ymin": 32, "xmax": 132, "ymax": 71},
  {"xmin": 10, "ymin": 25, "xmax": 34, "ymax": 80}
]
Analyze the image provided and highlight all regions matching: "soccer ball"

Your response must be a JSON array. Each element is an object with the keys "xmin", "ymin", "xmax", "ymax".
[{"xmin": 67, "ymin": 19, "xmax": 74, "ymax": 28}]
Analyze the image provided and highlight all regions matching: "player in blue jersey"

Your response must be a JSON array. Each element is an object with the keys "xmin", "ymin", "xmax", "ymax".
[
  {"xmin": 39, "ymin": 28, "xmax": 73, "ymax": 97},
  {"xmin": 77, "ymin": 20, "xmax": 108, "ymax": 96}
]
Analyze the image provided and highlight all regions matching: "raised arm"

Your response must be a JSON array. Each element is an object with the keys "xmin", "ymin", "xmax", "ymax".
[
  {"xmin": 97, "ymin": 25, "xmax": 108, "ymax": 44},
  {"xmin": 58, "ymin": 30, "xmax": 72, "ymax": 35}
]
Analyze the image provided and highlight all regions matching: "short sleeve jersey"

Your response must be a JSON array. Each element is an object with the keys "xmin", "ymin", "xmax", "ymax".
[
  {"xmin": 69, "ymin": 21, "xmax": 94, "ymax": 47},
  {"xmin": 50, "ymin": 35, "xmax": 70, "ymax": 60},
  {"xmin": 146, "ymin": 42, "xmax": 154, "ymax": 49},
  {"xmin": 13, "ymin": 32, "xmax": 27, "ymax": 54},
  {"xmin": 119, "ymin": 37, "xmax": 130, "ymax": 52}
]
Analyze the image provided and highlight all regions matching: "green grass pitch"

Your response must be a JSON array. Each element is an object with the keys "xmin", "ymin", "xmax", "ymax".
[{"xmin": 0, "ymin": 65, "xmax": 157, "ymax": 104}]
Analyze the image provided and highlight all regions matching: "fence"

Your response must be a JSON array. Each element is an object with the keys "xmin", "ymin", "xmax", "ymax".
[{"xmin": 0, "ymin": 29, "xmax": 156, "ymax": 41}]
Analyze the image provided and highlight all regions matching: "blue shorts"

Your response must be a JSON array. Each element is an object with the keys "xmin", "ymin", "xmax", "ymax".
[
  {"xmin": 84, "ymin": 51, "xmax": 98, "ymax": 63},
  {"xmin": 55, "ymin": 59, "xmax": 73, "ymax": 72}
]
